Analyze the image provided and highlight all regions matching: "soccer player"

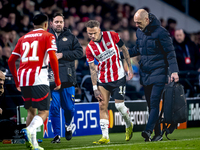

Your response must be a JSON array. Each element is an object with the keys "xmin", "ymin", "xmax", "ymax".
[
  {"xmin": 85, "ymin": 20, "xmax": 134, "ymax": 144},
  {"xmin": 8, "ymin": 14, "xmax": 61, "ymax": 150}
]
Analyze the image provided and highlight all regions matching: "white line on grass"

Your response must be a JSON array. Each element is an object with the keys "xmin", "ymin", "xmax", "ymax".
[{"xmin": 57, "ymin": 137, "xmax": 200, "ymax": 150}]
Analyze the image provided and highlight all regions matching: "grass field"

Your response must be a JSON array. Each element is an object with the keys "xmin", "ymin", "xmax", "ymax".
[{"xmin": 0, "ymin": 127, "xmax": 200, "ymax": 150}]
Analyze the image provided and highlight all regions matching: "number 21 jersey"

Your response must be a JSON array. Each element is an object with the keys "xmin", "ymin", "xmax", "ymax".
[{"xmin": 12, "ymin": 29, "xmax": 57, "ymax": 87}]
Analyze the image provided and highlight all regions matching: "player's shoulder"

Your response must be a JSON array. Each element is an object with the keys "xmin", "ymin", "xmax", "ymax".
[
  {"xmin": 103, "ymin": 30, "xmax": 118, "ymax": 38},
  {"xmin": 43, "ymin": 30, "xmax": 54, "ymax": 37},
  {"xmin": 87, "ymin": 40, "xmax": 94, "ymax": 46},
  {"xmin": 103, "ymin": 30, "xmax": 117, "ymax": 35}
]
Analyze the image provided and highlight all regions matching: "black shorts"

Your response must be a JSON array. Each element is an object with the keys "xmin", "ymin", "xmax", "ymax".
[
  {"xmin": 98, "ymin": 76, "xmax": 126, "ymax": 100},
  {"xmin": 21, "ymin": 85, "xmax": 50, "ymax": 110}
]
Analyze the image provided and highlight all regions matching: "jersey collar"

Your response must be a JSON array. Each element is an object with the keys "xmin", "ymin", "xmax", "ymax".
[{"xmin": 33, "ymin": 28, "xmax": 44, "ymax": 31}]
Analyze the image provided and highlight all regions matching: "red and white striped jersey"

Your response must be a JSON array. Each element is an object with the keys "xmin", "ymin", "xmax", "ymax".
[
  {"xmin": 11, "ymin": 29, "xmax": 57, "ymax": 87},
  {"xmin": 86, "ymin": 31, "xmax": 125, "ymax": 83}
]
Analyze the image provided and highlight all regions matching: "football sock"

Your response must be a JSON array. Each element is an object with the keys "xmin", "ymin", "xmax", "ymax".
[
  {"xmin": 27, "ymin": 115, "xmax": 43, "ymax": 134},
  {"xmin": 100, "ymin": 119, "xmax": 109, "ymax": 139},
  {"xmin": 31, "ymin": 128, "xmax": 38, "ymax": 147},
  {"xmin": 115, "ymin": 102, "xmax": 132, "ymax": 128}
]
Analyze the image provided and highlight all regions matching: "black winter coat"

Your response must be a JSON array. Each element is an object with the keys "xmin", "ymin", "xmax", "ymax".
[
  {"xmin": 49, "ymin": 28, "xmax": 83, "ymax": 88},
  {"xmin": 173, "ymin": 35, "xmax": 200, "ymax": 71},
  {"xmin": 128, "ymin": 13, "xmax": 179, "ymax": 85}
]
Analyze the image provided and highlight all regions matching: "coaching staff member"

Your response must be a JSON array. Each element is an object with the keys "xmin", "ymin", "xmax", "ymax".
[
  {"xmin": 122, "ymin": 9, "xmax": 179, "ymax": 142},
  {"xmin": 48, "ymin": 13, "xmax": 83, "ymax": 143}
]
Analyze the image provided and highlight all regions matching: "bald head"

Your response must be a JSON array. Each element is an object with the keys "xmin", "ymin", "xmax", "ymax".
[
  {"xmin": 135, "ymin": 9, "xmax": 149, "ymax": 20},
  {"xmin": 134, "ymin": 9, "xmax": 149, "ymax": 31},
  {"xmin": 175, "ymin": 29, "xmax": 185, "ymax": 43}
]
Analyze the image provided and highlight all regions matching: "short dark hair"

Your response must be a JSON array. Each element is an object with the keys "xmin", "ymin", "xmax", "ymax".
[
  {"xmin": 52, "ymin": 13, "xmax": 64, "ymax": 21},
  {"xmin": 32, "ymin": 13, "xmax": 48, "ymax": 25},
  {"xmin": 85, "ymin": 20, "xmax": 100, "ymax": 28}
]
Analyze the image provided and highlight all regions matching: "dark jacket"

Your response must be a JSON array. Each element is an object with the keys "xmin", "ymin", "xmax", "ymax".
[
  {"xmin": 127, "ymin": 13, "xmax": 179, "ymax": 85},
  {"xmin": 49, "ymin": 28, "xmax": 83, "ymax": 88},
  {"xmin": 173, "ymin": 34, "xmax": 200, "ymax": 71}
]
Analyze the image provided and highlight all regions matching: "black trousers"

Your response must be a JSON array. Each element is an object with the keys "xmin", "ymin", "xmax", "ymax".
[{"xmin": 143, "ymin": 83, "xmax": 165, "ymax": 135}]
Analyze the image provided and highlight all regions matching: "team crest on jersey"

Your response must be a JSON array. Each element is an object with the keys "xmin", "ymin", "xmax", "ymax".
[
  {"xmin": 51, "ymin": 39, "xmax": 56, "ymax": 45},
  {"xmin": 106, "ymin": 42, "xmax": 111, "ymax": 46},
  {"xmin": 62, "ymin": 37, "xmax": 68, "ymax": 41}
]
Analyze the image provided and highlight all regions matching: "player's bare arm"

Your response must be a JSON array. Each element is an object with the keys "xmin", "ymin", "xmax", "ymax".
[
  {"xmin": 120, "ymin": 44, "xmax": 134, "ymax": 80},
  {"xmin": 88, "ymin": 62, "xmax": 103, "ymax": 101}
]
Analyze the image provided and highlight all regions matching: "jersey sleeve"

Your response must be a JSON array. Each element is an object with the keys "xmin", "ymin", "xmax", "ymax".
[
  {"xmin": 86, "ymin": 46, "xmax": 94, "ymax": 63},
  {"xmin": 46, "ymin": 33, "xmax": 57, "ymax": 52},
  {"xmin": 12, "ymin": 38, "xmax": 22, "ymax": 57}
]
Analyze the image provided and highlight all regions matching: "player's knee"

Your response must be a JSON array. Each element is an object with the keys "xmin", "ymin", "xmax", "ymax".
[
  {"xmin": 49, "ymin": 106, "xmax": 60, "ymax": 117},
  {"xmin": 63, "ymin": 105, "xmax": 75, "ymax": 114},
  {"xmin": 150, "ymin": 97, "xmax": 160, "ymax": 109},
  {"xmin": 99, "ymin": 103, "xmax": 107, "ymax": 112}
]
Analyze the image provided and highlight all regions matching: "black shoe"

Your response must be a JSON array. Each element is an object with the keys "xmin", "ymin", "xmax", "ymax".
[
  {"xmin": 151, "ymin": 135, "xmax": 163, "ymax": 142},
  {"xmin": 51, "ymin": 135, "xmax": 61, "ymax": 143},
  {"xmin": 65, "ymin": 126, "xmax": 72, "ymax": 141},
  {"xmin": 141, "ymin": 131, "xmax": 151, "ymax": 142}
]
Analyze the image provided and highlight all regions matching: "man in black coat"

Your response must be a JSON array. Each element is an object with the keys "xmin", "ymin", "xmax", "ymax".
[
  {"xmin": 124, "ymin": 9, "xmax": 179, "ymax": 141},
  {"xmin": 48, "ymin": 13, "xmax": 83, "ymax": 143},
  {"xmin": 174, "ymin": 29, "xmax": 200, "ymax": 96}
]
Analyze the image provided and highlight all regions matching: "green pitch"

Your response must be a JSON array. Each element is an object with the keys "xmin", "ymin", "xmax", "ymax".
[{"xmin": 0, "ymin": 127, "xmax": 200, "ymax": 150}]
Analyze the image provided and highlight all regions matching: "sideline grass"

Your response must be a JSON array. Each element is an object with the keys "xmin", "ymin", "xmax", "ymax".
[{"xmin": 0, "ymin": 127, "xmax": 199, "ymax": 150}]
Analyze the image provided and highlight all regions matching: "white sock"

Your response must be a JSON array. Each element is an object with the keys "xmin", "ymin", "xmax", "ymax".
[
  {"xmin": 31, "ymin": 128, "xmax": 38, "ymax": 147},
  {"xmin": 100, "ymin": 119, "xmax": 109, "ymax": 139},
  {"xmin": 115, "ymin": 102, "xmax": 132, "ymax": 128},
  {"xmin": 27, "ymin": 115, "xmax": 43, "ymax": 134}
]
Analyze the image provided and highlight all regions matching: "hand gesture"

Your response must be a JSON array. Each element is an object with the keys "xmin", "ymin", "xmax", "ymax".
[
  {"xmin": 127, "ymin": 68, "xmax": 134, "ymax": 81},
  {"xmin": 94, "ymin": 90, "xmax": 103, "ymax": 101},
  {"xmin": 54, "ymin": 85, "xmax": 61, "ymax": 90},
  {"xmin": 17, "ymin": 87, "xmax": 21, "ymax": 92}
]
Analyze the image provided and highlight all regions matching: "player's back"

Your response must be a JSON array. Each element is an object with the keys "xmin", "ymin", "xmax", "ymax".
[
  {"xmin": 19, "ymin": 29, "xmax": 50, "ymax": 70},
  {"xmin": 14, "ymin": 28, "xmax": 56, "ymax": 86}
]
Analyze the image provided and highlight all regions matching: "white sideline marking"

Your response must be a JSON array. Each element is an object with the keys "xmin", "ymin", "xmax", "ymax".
[{"xmin": 56, "ymin": 138, "xmax": 200, "ymax": 150}]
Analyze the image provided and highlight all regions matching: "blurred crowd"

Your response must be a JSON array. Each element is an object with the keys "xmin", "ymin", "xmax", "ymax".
[{"xmin": 0, "ymin": 0, "xmax": 199, "ymax": 107}]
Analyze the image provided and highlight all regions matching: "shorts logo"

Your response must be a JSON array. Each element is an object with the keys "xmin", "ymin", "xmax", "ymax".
[{"xmin": 62, "ymin": 37, "xmax": 68, "ymax": 41}]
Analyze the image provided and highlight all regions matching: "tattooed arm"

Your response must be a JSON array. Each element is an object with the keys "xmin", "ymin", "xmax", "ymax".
[
  {"xmin": 88, "ymin": 62, "xmax": 103, "ymax": 101},
  {"xmin": 120, "ymin": 44, "xmax": 134, "ymax": 80}
]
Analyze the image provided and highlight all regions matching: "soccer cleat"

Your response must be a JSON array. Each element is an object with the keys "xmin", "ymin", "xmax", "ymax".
[
  {"xmin": 21, "ymin": 128, "xmax": 33, "ymax": 149},
  {"xmin": 93, "ymin": 137, "xmax": 110, "ymax": 144},
  {"xmin": 142, "ymin": 130, "xmax": 151, "ymax": 142},
  {"xmin": 125, "ymin": 123, "xmax": 133, "ymax": 141},
  {"xmin": 151, "ymin": 135, "xmax": 163, "ymax": 142},
  {"xmin": 65, "ymin": 125, "xmax": 72, "ymax": 141},
  {"xmin": 51, "ymin": 135, "xmax": 61, "ymax": 143},
  {"xmin": 31, "ymin": 146, "xmax": 44, "ymax": 150}
]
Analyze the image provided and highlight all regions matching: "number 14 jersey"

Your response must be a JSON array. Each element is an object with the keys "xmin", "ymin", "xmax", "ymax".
[{"xmin": 12, "ymin": 29, "xmax": 57, "ymax": 87}]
